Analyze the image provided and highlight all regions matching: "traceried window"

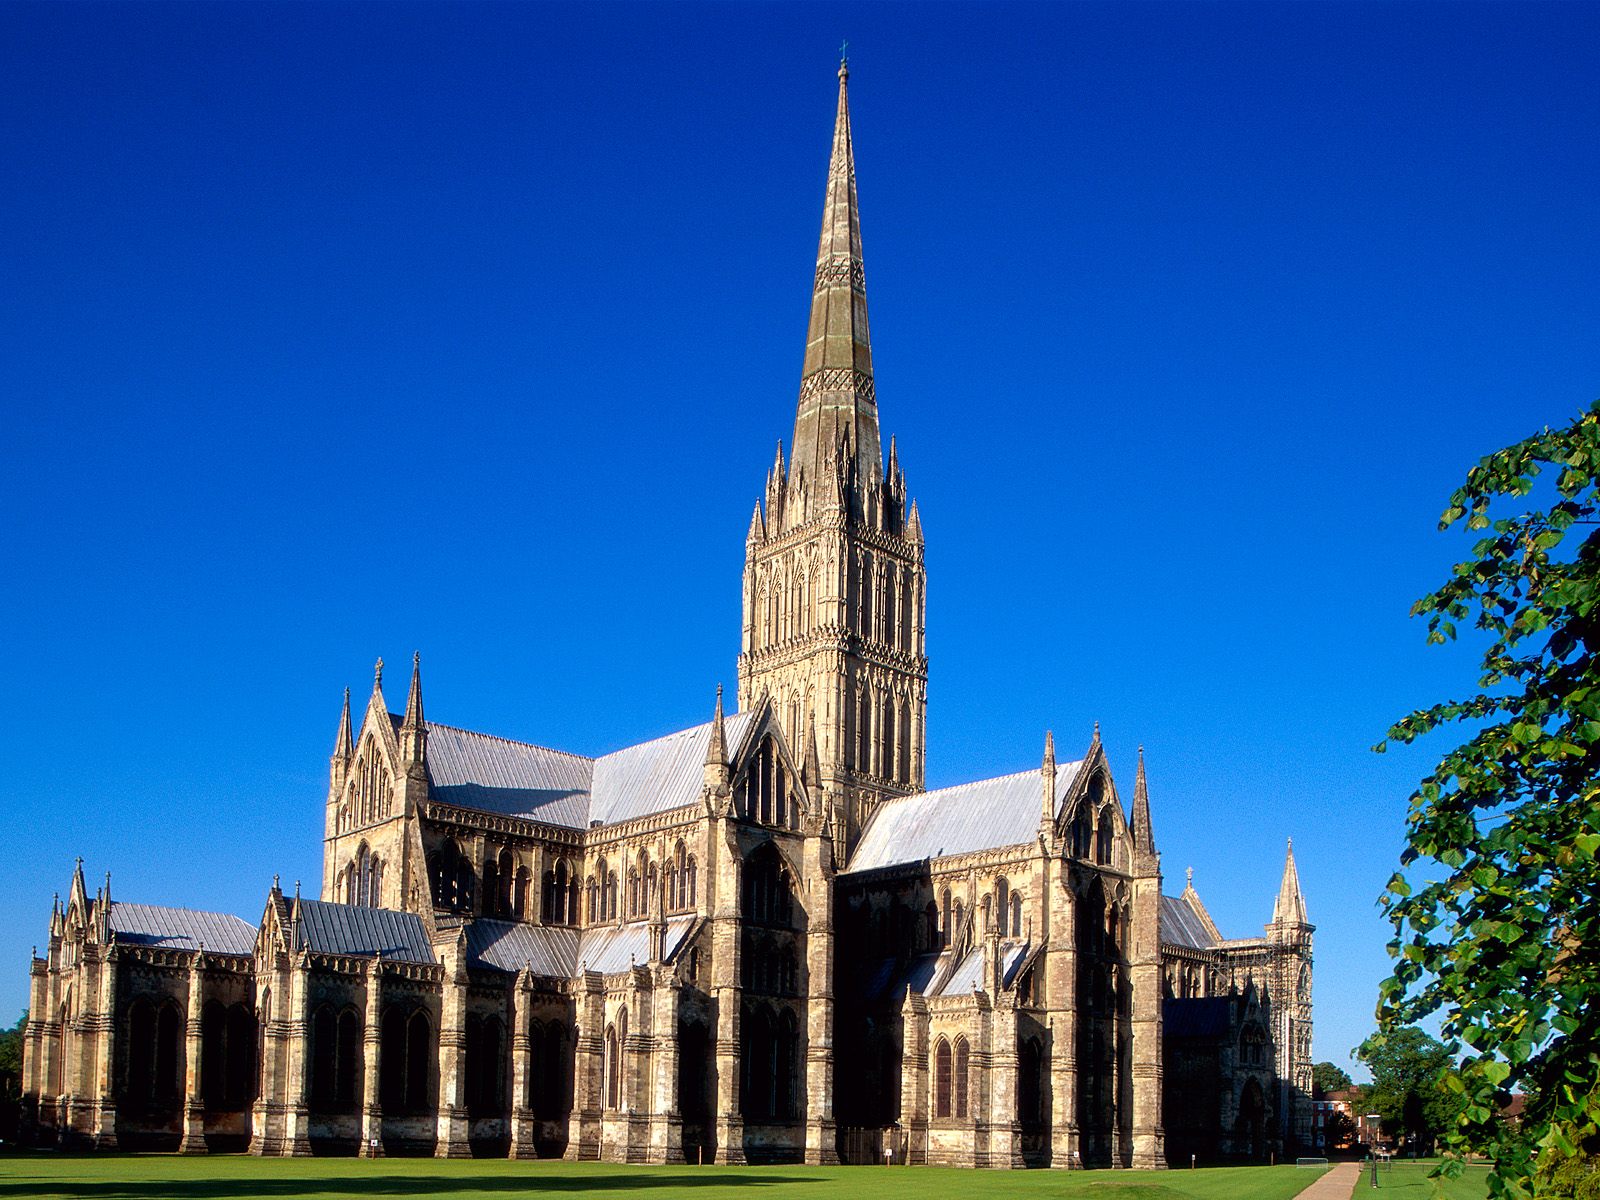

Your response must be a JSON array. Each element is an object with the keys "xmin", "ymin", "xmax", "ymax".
[{"xmin": 735, "ymin": 736, "xmax": 797, "ymax": 829}]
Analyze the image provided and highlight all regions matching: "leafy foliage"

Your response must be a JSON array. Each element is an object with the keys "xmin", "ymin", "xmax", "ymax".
[
  {"xmin": 1313, "ymin": 1061, "xmax": 1354, "ymax": 1097},
  {"xmin": 1375, "ymin": 401, "xmax": 1600, "ymax": 1197},
  {"xmin": 0, "ymin": 1009, "xmax": 24, "ymax": 1142},
  {"xmin": 1357, "ymin": 1026, "xmax": 1460, "ymax": 1153}
]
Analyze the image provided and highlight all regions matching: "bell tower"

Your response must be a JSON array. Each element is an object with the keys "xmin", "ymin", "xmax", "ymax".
[{"xmin": 738, "ymin": 59, "xmax": 928, "ymax": 853}]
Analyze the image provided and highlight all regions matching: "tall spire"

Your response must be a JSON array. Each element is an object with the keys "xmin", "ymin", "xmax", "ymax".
[
  {"xmin": 790, "ymin": 58, "xmax": 880, "ymax": 493},
  {"xmin": 1273, "ymin": 838, "xmax": 1308, "ymax": 925},
  {"xmin": 1131, "ymin": 746, "xmax": 1156, "ymax": 855}
]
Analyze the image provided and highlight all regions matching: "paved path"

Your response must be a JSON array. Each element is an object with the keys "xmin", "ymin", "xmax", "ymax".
[{"xmin": 1295, "ymin": 1161, "xmax": 1362, "ymax": 1199}]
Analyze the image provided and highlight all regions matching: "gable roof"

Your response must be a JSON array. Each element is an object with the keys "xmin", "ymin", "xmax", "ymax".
[
  {"xmin": 422, "ymin": 712, "xmax": 758, "ymax": 831},
  {"xmin": 844, "ymin": 762, "xmax": 1084, "ymax": 874},
  {"xmin": 589, "ymin": 713, "xmax": 755, "ymax": 826},
  {"xmin": 1161, "ymin": 892, "xmax": 1220, "ymax": 950},
  {"xmin": 426, "ymin": 722, "xmax": 594, "ymax": 828},
  {"xmin": 465, "ymin": 914, "xmax": 700, "ymax": 978},
  {"xmin": 296, "ymin": 899, "xmax": 435, "ymax": 963},
  {"xmin": 466, "ymin": 919, "xmax": 579, "ymax": 977},
  {"xmin": 108, "ymin": 901, "xmax": 257, "ymax": 957}
]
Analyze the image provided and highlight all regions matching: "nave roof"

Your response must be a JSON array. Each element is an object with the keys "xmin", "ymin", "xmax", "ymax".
[
  {"xmin": 295, "ymin": 898, "xmax": 435, "ymax": 964},
  {"xmin": 418, "ymin": 710, "xmax": 759, "ymax": 831},
  {"xmin": 108, "ymin": 901, "xmax": 257, "ymax": 957},
  {"xmin": 843, "ymin": 762, "xmax": 1085, "ymax": 874},
  {"xmin": 467, "ymin": 914, "xmax": 698, "ymax": 977}
]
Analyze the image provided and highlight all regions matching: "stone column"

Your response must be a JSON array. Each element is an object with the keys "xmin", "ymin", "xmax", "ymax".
[
  {"xmin": 22, "ymin": 954, "xmax": 51, "ymax": 1143},
  {"xmin": 897, "ymin": 990, "xmax": 928, "ymax": 1164},
  {"xmin": 282, "ymin": 955, "xmax": 313, "ymax": 1157},
  {"xmin": 250, "ymin": 967, "xmax": 286, "ymax": 1156},
  {"xmin": 710, "ymin": 823, "xmax": 745, "ymax": 1164},
  {"xmin": 645, "ymin": 970, "xmax": 684, "ymax": 1164},
  {"xmin": 1130, "ymin": 866, "xmax": 1166, "ymax": 1168},
  {"xmin": 434, "ymin": 941, "xmax": 470, "ymax": 1157},
  {"xmin": 510, "ymin": 971, "xmax": 538, "ymax": 1159},
  {"xmin": 802, "ymin": 838, "xmax": 838, "ymax": 1165},
  {"xmin": 90, "ymin": 948, "xmax": 118, "ymax": 1149},
  {"xmin": 563, "ymin": 971, "xmax": 604, "ymax": 1160},
  {"xmin": 359, "ymin": 959, "xmax": 383, "ymax": 1157},
  {"xmin": 1050, "ymin": 883, "xmax": 1081, "ymax": 1168},
  {"xmin": 178, "ymin": 954, "xmax": 207, "ymax": 1153},
  {"xmin": 986, "ymin": 996, "xmax": 1023, "ymax": 1169}
]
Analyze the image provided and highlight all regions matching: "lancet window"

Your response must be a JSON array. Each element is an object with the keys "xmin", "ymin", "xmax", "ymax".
[
  {"xmin": 542, "ymin": 859, "xmax": 578, "ymax": 925},
  {"xmin": 735, "ymin": 737, "xmax": 797, "ymax": 830}
]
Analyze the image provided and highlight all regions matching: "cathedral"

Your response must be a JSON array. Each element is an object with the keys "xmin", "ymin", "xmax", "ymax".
[{"xmin": 20, "ymin": 62, "xmax": 1314, "ymax": 1168}]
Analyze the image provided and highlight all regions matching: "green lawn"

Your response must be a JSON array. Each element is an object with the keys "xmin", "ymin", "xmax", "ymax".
[
  {"xmin": 0, "ymin": 1154, "xmax": 1329, "ymax": 1200},
  {"xmin": 1349, "ymin": 1159, "xmax": 1491, "ymax": 1200}
]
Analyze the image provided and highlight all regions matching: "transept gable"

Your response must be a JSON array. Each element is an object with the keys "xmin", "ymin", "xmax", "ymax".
[
  {"xmin": 726, "ymin": 697, "xmax": 814, "ymax": 832},
  {"xmin": 1057, "ymin": 736, "xmax": 1136, "ymax": 870}
]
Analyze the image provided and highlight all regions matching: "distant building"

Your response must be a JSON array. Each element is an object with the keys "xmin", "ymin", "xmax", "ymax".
[{"xmin": 21, "ymin": 61, "xmax": 1313, "ymax": 1168}]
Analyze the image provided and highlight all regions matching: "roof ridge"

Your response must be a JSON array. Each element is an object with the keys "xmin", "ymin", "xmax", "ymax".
[
  {"xmin": 110, "ymin": 899, "xmax": 251, "ymax": 921},
  {"xmin": 426, "ymin": 721, "xmax": 596, "ymax": 764},
  {"xmin": 594, "ymin": 710, "xmax": 750, "ymax": 762}
]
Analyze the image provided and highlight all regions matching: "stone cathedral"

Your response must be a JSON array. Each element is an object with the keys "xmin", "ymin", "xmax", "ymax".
[{"xmin": 21, "ymin": 63, "xmax": 1315, "ymax": 1168}]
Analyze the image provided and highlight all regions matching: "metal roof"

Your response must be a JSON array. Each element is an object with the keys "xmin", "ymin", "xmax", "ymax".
[
  {"xmin": 296, "ymin": 899, "xmax": 435, "ymax": 963},
  {"xmin": 577, "ymin": 915, "xmax": 698, "ymax": 975},
  {"xmin": 426, "ymin": 723, "xmax": 594, "ymax": 829},
  {"xmin": 928, "ymin": 938, "xmax": 1031, "ymax": 997},
  {"xmin": 108, "ymin": 902, "xmax": 256, "ymax": 956},
  {"xmin": 589, "ymin": 713, "xmax": 756, "ymax": 826},
  {"xmin": 1160, "ymin": 893, "xmax": 1219, "ymax": 950},
  {"xmin": 843, "ymin": 760, "xmax": 1085, "ymax": 874},
  {"xmin": 466, "ymin": 919, "xmax": 579, "ymax": 977},
  {"xmin": 421, "ymin": 711, "xmax": 756, "ymax": 832}
]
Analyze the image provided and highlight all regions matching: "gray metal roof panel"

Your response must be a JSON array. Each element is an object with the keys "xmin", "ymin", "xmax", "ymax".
[
  {"xmin": 844, "ymin": 761, "xmax": 1085, "ymax": 874},
  {"xmin": 1161, "ymin": 893, "xmax": 1219, "ymax": 950},
  {"xmin": 297, "ymin": 900, "xmax": 435, "ymax": 963},
  {"xmin": 425, "ymin": 723, "xmax": 595, "ymax": 829},
  {"xmin": 108, "ymin": 902, "xmax": 257, "ymax": 956},
  {"xmin": 938, "ymin": 948, "xmax": 985, "ymax": 996},
  {"xmin": 589, "ymin": 713, "xmax": 757, "ymax": 826},
  {"xmin": 466, "ymin": 919, "xmax": 579, "ymax": 977},
  {"xmin": 576, "ymin": 915, "xmax": 698, "ymax": 975}
]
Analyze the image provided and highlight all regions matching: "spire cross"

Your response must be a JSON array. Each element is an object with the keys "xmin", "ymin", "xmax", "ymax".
[
  {"xmin": 374, "ymin": 657, "xmax": 384, "ymax": 687},
  {"xmin": 839, "ymin": 39, "xmax": 849, "ymax": 65}
]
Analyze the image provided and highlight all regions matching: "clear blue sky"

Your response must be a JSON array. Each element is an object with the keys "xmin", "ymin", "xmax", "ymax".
[{"xmin": 3, "ymin": 1, "xmax": 1597, "ymax": 1080}]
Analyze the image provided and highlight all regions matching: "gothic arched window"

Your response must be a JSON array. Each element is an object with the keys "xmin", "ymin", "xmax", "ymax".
[{"xmin": 934, "ymin": 1037, "xmax": 952, "ymax": 1118}]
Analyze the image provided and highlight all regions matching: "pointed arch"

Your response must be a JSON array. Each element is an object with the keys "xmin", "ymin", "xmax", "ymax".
[{"xmin": 934, "ymin": 1036, "xmax": 952, "ymax": 1118}]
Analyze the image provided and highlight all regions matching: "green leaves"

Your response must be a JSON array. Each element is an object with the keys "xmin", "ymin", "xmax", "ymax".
[{"xmin": 1377, "ymin": 399, "xmax": 1600, "ymax": 1196}]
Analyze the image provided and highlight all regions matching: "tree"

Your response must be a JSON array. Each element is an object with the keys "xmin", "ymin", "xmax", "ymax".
[
  {"xmin": 0, "ymin": 1010, "xmax": 24, "ymax": 1142},
  {"xmin": 1376, "ymin": 400, "xmax": 1600, "ymax": 1197},
  {"xmin": 1314, "ymin": 1061, "xmax": 1354, "ymax": 1098},
  {"xmin": 1324, "ymin": 1109, "xmax": 1358, "ymax": 1151},
  {"xmin": 1358, "ymin": 1026, "xmax": 1460, "ymax": 1154}
]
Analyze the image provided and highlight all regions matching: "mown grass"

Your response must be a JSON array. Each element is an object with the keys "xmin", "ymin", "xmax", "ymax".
[
  {"xmin": 1350, "ymin": 1159, "xmax": 1491, "ymax": 1200},
  {"xmin": 0, "ymin": 1153, "xmax": 1329, "ymax": 1200}
]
